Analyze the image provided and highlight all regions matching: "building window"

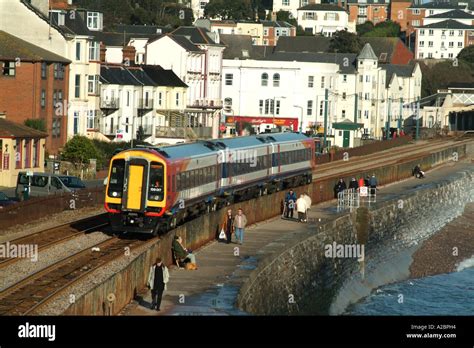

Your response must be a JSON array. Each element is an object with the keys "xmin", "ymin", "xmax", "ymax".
[
  {"xmin": 33, "ymin": 139, "xmax": 39, "ymax": 167},
  {"xmin": 87, "ymin": 110, "xmax": 96, "ymax": 129},
  {"xmin": 41, "ymin": 90, "xmax": 46, "ymax": 108},
  {"xmin": 420, "ymin": 29, "xmax": 425, "ymax": 36},
  {"xmin": 273, "ymin": 73, "xmax": 280, "ymax": 87},
  {"xmin": 261, "ymin": 73, "xmax": 268, "ymax": 86},
  {"xmin": 87, "ymin": 12, "xmax": 102, "ymax": 31},
  {"xmin": 74, "ymin": 74, "xmax": 81, "ymax": 98},
  {"xmin": 449, "ymin": 42, "xmax": 454, "ymax": 48},
  {"xmin": 158, "ymin": 92, "xmax": 162, "ymax": 106},
  {"xmin": 308, "ymin": 76, "xmax": 314, "ymax": 87},
  {"xmin": 428, "ymin": 41, "xmax": 433, "ymax": 47},
  {"xmin": 53, "ymin": 63, "xmax": 64, "ymax": 80},
  {"xmin": 448, "ymin": 53, "xmax": 454, "ymax": 58},
  {"xmin": 175, "ymin": 93, "xmax": 180, "ymax": 106},
  {"xmin": 412, "ymin": 20, "xmax": 420, "ymax": 26},
  {"xmin": 412, "ymin": 9, "xmax": 420, "ymax": 15},
  {"xmin": 224, "ymin": 97, "xmax": 232, "ymax": 111},
  {"xmin": 458, "ymin": 42, "xmax": 463, "ymax": 48},
  {"xmin": 88, "ymin": 75, "xmax": 99, "ymax": 95},
  {"xmin": 429, "ymin": 10, "xmax": 434, "ymax": 15},
  {"xmin": 89, "ymin": 41, "xmax": 99, "ymax": 61},
  {"xmin": 359, "ymin": 75, "xmax": 363, "ymax": 83},
  {"xmin": 419, "ymin": 41, "xmax": 424, "ymax": 47},
  {"xmin": 15, "ymin": 139, "xmax": 22, "ymax": 169},
  {"xmin": 57, "ymin": 90, "xmax": 63, "ymax": 112},
  {"xmin": 321, "ymin": 76, "xmax": 325, "ymax": 88},
  {"xmin": 428, "ymin": 30, "xmax": 433, "ymax": 36},
  {"xmin": 428, "ymin": 52, "xmax": 433, "ymax": 58},
  {"xmin": 225, "ymin": 73, "xmax": 233, "ymax": 86},
  {"xmin": 319, "ymin": 101, "xmax": 324, "ymax": 117},
  {"xmin": 307, "ymin": 100, "xmax": 313, "ymax": 116},
  {"xmin": 41, "ymin": 62, "xmax": 47, "ymax": 79},
  {"xmin": 263, "ymin": 39, "xmax": 269, "ymax": 45},
  {"xmin": 259, "ymin": 100, "xmax": 264, "ymax": 114},
  {"xmin": 449, "ymin": 30, "xmax": 454, "ymax": 36},
  {"xmin": 365, "ymin": 93, "xmax": 370, "ymax": 100},
  {"xmin": 275, "ymin": 100, "xmax": 281, "ymax": 115},
  {"xmin": 342, "ymin": 92, "xmax": 346, "ymax": 100},
  {"xmin": 2, "ymin": 61, "xmax": 15, "ymax": 76},
  {"xmin": 343, "ymin": 74, "xmax": 347, "ymax": 82},
  {"xmin": 126, "ymin": 91, "xmax": 130, "ymax": 106},
  {"xmin": 364, "ymin": 110, "xmax": 369, "ymax": 119},
  {"xmin": 264, "ymin": 28, "xmax": 269, "ymax": 36},
  {"xmin": 75, "ymin": 42, "xmax": 81, "ymax": 61},
  {"xmin": 200, "ymin": 1, "xmax": 207, "ymax": 9},
  {"xmin": 458, "ymin": 30, "xmax": 463, "ymax": 36},
  {"xmin": 366, "ymin": 75, "xmax": 370, "ymax": 82},
  {"xmin": 73, "ymin": 111, "xmax": 79, "ymax": 135},
  {"xmin": 282, "ymin": 0, "xmax": 290, "ymax": 5}
]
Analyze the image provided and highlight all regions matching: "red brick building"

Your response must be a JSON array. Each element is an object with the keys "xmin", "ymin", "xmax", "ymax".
[
  {"xmin": 347, "ymin": 0, "xmax": 389, "ymax": 25},
  {"xmin": 389, "ymin": 0, "xmax": 412, "ymax": 32},
  {"xmin": 261, "ymin": 21, "xmax": 296, "ymax": 46},
  {"xmin": 0, "ymin": 31, "xmax": 70, "ymax": 155}
]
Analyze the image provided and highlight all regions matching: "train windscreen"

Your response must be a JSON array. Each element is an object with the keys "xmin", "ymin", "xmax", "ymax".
[
  {"xmin": 148, "ymin": 162, "xmax": 164, "ymax": 201},
  {"xmin": 108, "ymin": 159, "xmax": 125, "ymax": 198}
]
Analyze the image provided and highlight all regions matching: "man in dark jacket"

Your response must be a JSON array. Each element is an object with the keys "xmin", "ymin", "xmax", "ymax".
[
  {"xmin": 147, "ymin": 258, "xmax": 169, "ymax": 311},
  {"xmin": 334, "ymin": 179, "xmax": 347, "ymax": 199},
  {"xmin": 412, "ymin": 164, "xmax": 424, "ymax": 178},
  {"xmin": 348, "ymin": 177, "xmax": 359, "ymax": 190},
  {"xmin": 284, "ymin": 190, "xmax": 297, "ymax": 218}
]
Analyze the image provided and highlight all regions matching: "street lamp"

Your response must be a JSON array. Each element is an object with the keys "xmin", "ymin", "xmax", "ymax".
[{"xmin": 293, "ymin": 105, "xmax": 303, "ymax": 133}]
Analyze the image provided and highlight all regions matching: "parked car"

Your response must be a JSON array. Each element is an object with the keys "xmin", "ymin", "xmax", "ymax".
[
  {"xmin": 0, "ymin": 191, "xmax": 16, "ymax": 209},
  {"xmin": 15, "ymin": 172, "xmax": 86, "ymax": 200}
]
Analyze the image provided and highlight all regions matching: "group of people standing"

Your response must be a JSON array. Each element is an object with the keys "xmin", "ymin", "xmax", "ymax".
[
  {"xmin": 334, "ymin": 174, "xmax": 378, "ymax": 198},
  {"xmin": 220, "ymin": 208, "xmax": 248, "ymax": 244},
  {"xmin": 284, "ymin": 190, "xmax": 312, "ymax": 223}
]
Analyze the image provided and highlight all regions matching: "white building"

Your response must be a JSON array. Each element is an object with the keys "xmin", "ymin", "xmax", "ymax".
[
  {"xmin": 191, "ymin": 0, "xmax": 210, "ymax": 20},
  {"xmin": 0, "ymin": 0, "xmax": 103, "ymax": 140},
  {"xmin": 297, "ymin": 4, "xmax": 355, "ymax": 37},
  {"xmin": 273, "ymin": 0, "xmax": 321, "ymax": 20},
  {"xmin": 415, "ymin": 19, "xmax": 474, "ymax": 59},
  {"xmin": 221, "ymin": 38, "xmax": 422, "ymax": 142},
  {"xmin": 146, "ymin": 27, "xmax": 225, "ymax": 138},
  {"xmin": 99, "ymin": 65, "xmax": 189, "ymax": 144},
  {"xmin": 422, "ymin": 9, "xmax": 474, "ymax": 26}
]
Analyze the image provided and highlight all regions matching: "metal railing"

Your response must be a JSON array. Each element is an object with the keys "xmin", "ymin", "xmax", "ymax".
[
  {"xmin": 337, "ymin": 187, "xmax": 376, "ymax": 212},
  {"xmin": 100, "ymin": 98, "xmax": 120, "ymax": 109}
]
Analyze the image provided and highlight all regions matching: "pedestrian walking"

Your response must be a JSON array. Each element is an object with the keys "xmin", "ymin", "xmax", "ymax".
[
  {"xmin": 234, "ymin": 208, "xmax": 247, "ymax": 245},
  {"xmin": 147, "ymin": 257, "xmax": 169, "ymax": 311},
  {"xmin": 221, "ymin": 209, "xmax": 234, "ymax": 244},
  {"xmin": 285, "ymin": 189, "xmax": 297, "ymax": 218},
  {"xmin": 296, "ymin": 194, "xmax": 308, "ymax": 223},
  {"xmin": 369, "ymin": 174, "xmax": 377, "ymax": 195}
]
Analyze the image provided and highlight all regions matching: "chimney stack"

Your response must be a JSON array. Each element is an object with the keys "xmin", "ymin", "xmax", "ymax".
[{"xmin": 122, "ymin": 46, "xmax": 136, "ymax": 66}]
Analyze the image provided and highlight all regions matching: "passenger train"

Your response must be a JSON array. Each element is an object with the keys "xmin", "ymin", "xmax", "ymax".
[{"xmin": 105, "ymin": 132, "xmax": 315, "ymax": 235}]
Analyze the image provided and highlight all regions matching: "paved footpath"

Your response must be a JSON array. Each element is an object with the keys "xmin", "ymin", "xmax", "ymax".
[{"xmin": 121, "ymin": 160, "xmax": 473, "ymax": 316}]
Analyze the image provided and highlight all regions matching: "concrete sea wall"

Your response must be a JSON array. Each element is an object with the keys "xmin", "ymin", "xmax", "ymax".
[{"xmin": 236, "ymin": 168, "xmax": 474, "ymax": 315}]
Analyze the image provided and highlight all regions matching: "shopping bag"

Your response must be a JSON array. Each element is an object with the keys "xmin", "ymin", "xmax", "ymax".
[{"xmin": 219, "ymin": 229, "xmax": 226, "ymax": 240}]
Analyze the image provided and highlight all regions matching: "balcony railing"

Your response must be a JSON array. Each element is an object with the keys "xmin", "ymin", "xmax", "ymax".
[
  {"xmin": 100, "ymin": 124, "xmax": 118, "ymax": 136},
  {"xmin": 155, "ymin": 126, "xmax": 212, "ymax": 140},
  {"xmin": 100, "ymin": 98, "xmax": 120, "ymax": 109},
  {"xmin": 188, "ymin": 99, "xmax": 223, "ymax": 109}
]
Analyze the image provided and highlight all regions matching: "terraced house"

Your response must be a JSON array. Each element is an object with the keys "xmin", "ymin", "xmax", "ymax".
[
  {"xmin": 0, "ymin": 0, "xmax": 103, "ymax": 140},
  {"xmin": 0, "ymin": 31, "xmax": 70, "ymax": 155}
]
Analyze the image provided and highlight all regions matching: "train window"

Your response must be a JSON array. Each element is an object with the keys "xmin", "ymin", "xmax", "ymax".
[
  {"xmin": 199, "ymin": 168, "xmax": 204, "ymax": 185},
  {"xmin": 185, "ymin": 171, "xmax": 190, "ymax": 189},
  {"xmin": 148, "ymin": 162, "xmax": 164, "ymax": 201},
  {"xmin": 176, "ymin": 174, "xmax": 180, "ymax": 191},
  {"xmin": 108, "ymin": 159, "xmax": 125, "ymax": 197}
]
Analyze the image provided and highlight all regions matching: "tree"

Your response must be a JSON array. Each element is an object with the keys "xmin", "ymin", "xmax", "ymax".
[
  {"xmin": 362, "ymin": 20, "xmax": 400, "ymax": 37},
  {"xmin": 24, "ymin": 119, "xmax": 46, "ymax": 132},
  {"xmin": 276, "ymin": 10, "xmax": 297, "ymax": 26},
  {"xmin": 419, "ymin": 60, "xmax": 474, "ymax": 97},
  {"xmin": 329, "ymin": 30, "xmax": 363, "ymax": 53},
  {"xmin": 356, "ymin": 21, "xmax": 374, "ymax": 36},
  {"xmin": 62, "ymin": 136, "xmax": 101, "ymax": 167},
  {"xmin": 205, "ymin": 0, "xmax": 255, "ymax": 20},
  {"xmin": 458, "ymin": 45, "xmax": 474, "ymax": 67}
]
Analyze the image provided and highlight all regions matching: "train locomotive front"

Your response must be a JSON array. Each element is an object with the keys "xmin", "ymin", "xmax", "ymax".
[{"xmin": 105, "ymin": 149, "xmax": 172, "ymax": 235}]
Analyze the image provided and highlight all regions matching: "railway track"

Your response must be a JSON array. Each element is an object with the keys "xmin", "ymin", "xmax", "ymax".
[
  {"xmin": 0, "ymin": 213, "xmax": 109, "ymax": 269},
  {"xmin": 313, "ymin": 138, "xmax": 469, "ymax": 180},
  {"xmin": 0, "ymin": 236, "xmax": 146, "ymax": 315}
]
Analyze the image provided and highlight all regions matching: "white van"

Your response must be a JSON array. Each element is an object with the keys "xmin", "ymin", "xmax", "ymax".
[{"xmin": 16, "ymin": 172, "xmax": 85, "ymax": 200}]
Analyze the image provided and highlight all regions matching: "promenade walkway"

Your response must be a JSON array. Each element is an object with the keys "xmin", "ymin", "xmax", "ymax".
[{"xmin": 122, "ymin": 161, "xmax": 473, "ymax": 316}]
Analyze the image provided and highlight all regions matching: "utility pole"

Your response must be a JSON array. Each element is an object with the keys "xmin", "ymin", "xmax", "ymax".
[
  {"xmin": 323, "ymin": 88, "xmax": 329, "ymax": 150},
  {"xmin": 386, "ymin": 97, "xmax": 391, "ymax": 140},
  {"xmin": 416, "ymin": 96, "xmax": 420, "ymax": 140},
  {"xmin": 354, "ymin": 93, "xmax": 358, "ymax": 124},
  {"xmin": 398, "ymin": 97, "xmax": 403, "ymax": 131}
]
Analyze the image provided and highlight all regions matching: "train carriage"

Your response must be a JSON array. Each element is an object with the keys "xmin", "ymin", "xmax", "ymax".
[{"xmin": 105, "ymin": 132, "xmax": 315, "ymax": 235}]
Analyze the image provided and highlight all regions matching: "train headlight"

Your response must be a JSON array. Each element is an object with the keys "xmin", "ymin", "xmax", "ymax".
[{"xmin": 112, "ymin": 192, "xmax": 118, "ymax": 197}]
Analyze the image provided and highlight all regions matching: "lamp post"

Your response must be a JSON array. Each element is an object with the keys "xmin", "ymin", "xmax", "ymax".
[
  {"xmin": 293, "ymin": 105, "xmax": 304, "ymax": 133},
  {"xmin": 323, "ymin": 88, "xmax": 329, "ymax": 150}
]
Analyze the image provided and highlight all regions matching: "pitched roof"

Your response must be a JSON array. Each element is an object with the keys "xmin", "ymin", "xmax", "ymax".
[
  {"xmin": 141, "ymin": 66, "xmax": 188, "ymax": 88},
  {"xmin": 347, "ymin": 0, "xmax": 389, "ymax": 4},
  {"xmin": 357, "ymin": 43, "xmax": 378, "ymax": 60},
  {"xmin": 382, "ymin": 63, "xmax": 416, "ymax": 87},
  {"xmin": 419, "ymin": 19, "xmax": 474, "ymax": 29},
  {"xmin": 260, "ymin": 20, "xmax": 295, "ymax": 28},
  {"xmin": 114, "ymin": 24, "xmax": 170, "ymax": 35},
  {"xmin": 100, "ymin": 66, "xmax": 154, "ymax": 86},
  {"xmin": 298, "ymin": 4, "xmax": 347, "ymax": 11},
  {"xmin": 220, "ymin": 34, "xmax": 270, "ymax": 60},
  {"xmin": 426, "ymin": 9, "xmax": 474, "ymax": 19},
  {"xmin": 95, "ymin": 31, "xmax": 160, "ymax": 46},
  {"xmin": 171, "ymin": 26, "xmax": 219, "ymax": 45},
  {"xmin": 0, "ymin": 31, "xmax": 70, "ymax": 63},
  {"xmin": 275, "ymin": 36, "xmax": 411, "ymax": 64},
  {"xmin": 0, "ymin": 118, "xmax": 48, "ymax": 138},
  {"xmin": 20, "ymin": 0, "xmax": 66, "ymax": 38},
  {"xmin": 261, "ymin": 51, "xmax": 358, "ymax": 73},
  {"xmin": 147, "ymin": 34, "xmax": 204, "ymax": 52},
  {"xmin": 409, "ymin": 2, "xmax": 465, "ymax": 9}
]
